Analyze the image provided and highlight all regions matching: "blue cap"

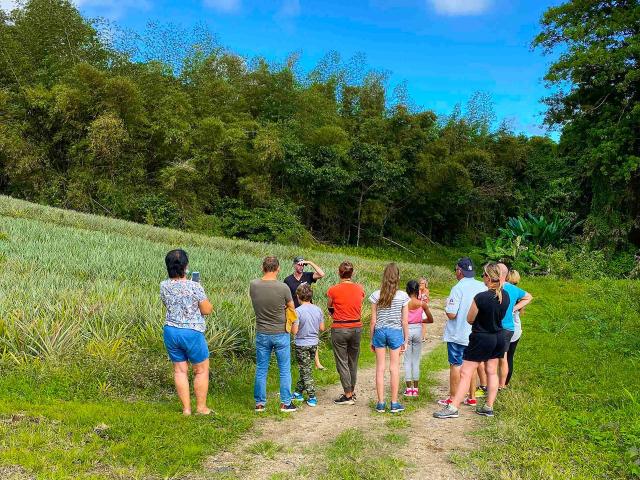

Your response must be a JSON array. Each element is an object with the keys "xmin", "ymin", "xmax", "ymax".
[{"xmin": 456, "ymin": 257, "xmax": 475, "ymax": 278}]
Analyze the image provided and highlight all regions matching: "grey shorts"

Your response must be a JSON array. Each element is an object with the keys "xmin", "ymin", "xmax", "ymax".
[{"xmin": 502, "ymin": 330, "xmax": 514, "ymax": 355}]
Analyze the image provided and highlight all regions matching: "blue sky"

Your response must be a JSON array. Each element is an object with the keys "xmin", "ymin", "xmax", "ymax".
[{"xmin": 2, "ymin": 0, "xmax": 563, "ymax": 137}]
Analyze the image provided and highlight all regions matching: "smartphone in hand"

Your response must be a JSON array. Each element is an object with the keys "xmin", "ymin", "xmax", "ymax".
[{"xmin": 191, "ymin": 271, "xmax": 201, "ymax": 283}]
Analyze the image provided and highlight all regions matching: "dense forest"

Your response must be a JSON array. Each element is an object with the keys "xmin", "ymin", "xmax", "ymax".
[{"xmin": 0, "ymin": 1, "xmax": 638, "ymax": 275}]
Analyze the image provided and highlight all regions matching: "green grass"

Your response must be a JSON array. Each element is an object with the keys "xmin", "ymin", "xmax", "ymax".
[
  {"xmin": 5, "ymin": 195, "xmax": 637, "ymax": 479},
  {"xmin": 0, "ymin": 195, "xmax": 450, "ymax": 479},
  {"xmin": 317, "ymin": 429, "xmax": 405, "ymax": 480},
  {"xmin": 381, "ymin": 432, "xmax": 408, "ymax": 446},
  {"xmin": 247, "ymin": 440, "xmax": 284, "ymax": 460},
  {"xmin": 463, "ymin": 278, "xmax": 640, "ymax": 479}
]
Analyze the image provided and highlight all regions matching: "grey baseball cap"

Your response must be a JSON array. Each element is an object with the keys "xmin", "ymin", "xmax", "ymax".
[
  {"xmin": 456, "ymin": 257, "xmax": 475, "ymax": 278},
  {"xmin": 293, "ymin": 256, "xmax": 304, "ymax": 264}
]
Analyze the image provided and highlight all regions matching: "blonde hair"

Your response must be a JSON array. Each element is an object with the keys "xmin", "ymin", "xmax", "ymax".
[
  {"xmin": 483, "ymin": 262, "xmax": 503, "ymax": 304},
  {"xmin": 419, "ymin": 276, "xmax": 428, "ymax": 288},
  {"xmin": 378, "ymin": 263, "xmax": 400, "ymax": 309},
  {"xmin": 507, "ymin": 269, "xmax": 521, "ymax": 285}
]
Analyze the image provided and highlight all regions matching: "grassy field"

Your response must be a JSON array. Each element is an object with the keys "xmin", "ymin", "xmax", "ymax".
[
  {"xmin": 463, "ymin": 278, "xmax": 640, "ymax": 479},
  {"xmin": 0, "ymin": 196, "xmax": 450, "ymax": 479},
  {"xmin": 2, "ymin": 195, "xmax": 639, "ymax": 479}
]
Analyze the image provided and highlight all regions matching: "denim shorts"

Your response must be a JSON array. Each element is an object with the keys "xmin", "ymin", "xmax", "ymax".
[
  {"xmin": 163, "ymin": 325, "xmax": 209, "ymax": 364},
  {"xmin": 447, "ymin": 342, "xmax": 466, "ymax": 366},
  {"xmin": 372, "ymin": 328, "xmax": 404, "ymax": 350}
]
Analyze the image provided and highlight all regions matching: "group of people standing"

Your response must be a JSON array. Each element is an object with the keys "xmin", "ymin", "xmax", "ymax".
[
  {"xmin": 158, "ymin": 249, "xmax": 530, "ymax": 419},
  {"xmin": 433, "ymin": 257, "xmax": 532, "ymax": 419},
  {"xmin": 250, "ymin": 255, "xmax": 433, "ymax": 413}
]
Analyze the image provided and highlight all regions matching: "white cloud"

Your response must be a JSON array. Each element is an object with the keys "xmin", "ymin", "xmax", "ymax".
[
  {"xmin": 278, "ymin": 0, "xmax": 300, "ymax": 17},
  {"xmin": 203, "ymin": 0, "xmax": 240, "ymax": 13},
  {"xmin": 0, "ymin": 0, "xmax": 18, "ymax": 11},
  {"xmin": 428, "ymin": 0, "xmax": 492, "ymax": 16}
]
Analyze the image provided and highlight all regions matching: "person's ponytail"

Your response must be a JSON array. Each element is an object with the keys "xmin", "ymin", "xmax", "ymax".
[{"xmin": 483, "ymin": 262, "xmax": 502, "ymax": 304}]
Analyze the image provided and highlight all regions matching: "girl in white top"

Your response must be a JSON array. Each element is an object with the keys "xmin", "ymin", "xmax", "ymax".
[{"xmin": 369, "ymin": 263, "xmax": 409, "ymax": 414}]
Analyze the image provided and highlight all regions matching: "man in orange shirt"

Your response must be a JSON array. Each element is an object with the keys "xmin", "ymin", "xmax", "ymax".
[{"xmin": 327, "ymin": 261, "xmax": 365, "ymax": 405}]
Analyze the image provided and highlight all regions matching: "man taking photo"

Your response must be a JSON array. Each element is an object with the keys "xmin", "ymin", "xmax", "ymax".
[{"xmin": 284, "ymin": 256, "xmax": 326, "ymax": 370}]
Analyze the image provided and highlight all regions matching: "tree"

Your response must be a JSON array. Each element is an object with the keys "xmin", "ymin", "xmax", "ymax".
[{"xmin": 534, "ymin": 0, "xmax": 640, "ymax": 247}]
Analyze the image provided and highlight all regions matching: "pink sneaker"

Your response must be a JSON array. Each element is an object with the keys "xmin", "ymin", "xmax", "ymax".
[
  {"xmin": 412, "ymin": 388, "xmax": 419, "ymax": 397},
  {"xmin": 403, "ymin": 388, "xmax": 413, "ymax": 397}
]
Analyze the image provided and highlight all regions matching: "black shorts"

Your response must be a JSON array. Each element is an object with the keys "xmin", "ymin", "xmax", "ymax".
[
  {"xmin": 502, "ymin": 330, "xmax": 514, "ymax": 355},
  {"xmin": 463, "ymin": 332, "xmax": 506, "ymax": 362}
]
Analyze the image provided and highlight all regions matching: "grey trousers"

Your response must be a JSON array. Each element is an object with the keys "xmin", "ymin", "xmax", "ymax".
[
  {"xmin": 331, "ymin": 327, "xmax": 362, "ymax": 393},
  {"xmin": 404, "ymin": 324, "xmax": 423, "ymax": 382}
]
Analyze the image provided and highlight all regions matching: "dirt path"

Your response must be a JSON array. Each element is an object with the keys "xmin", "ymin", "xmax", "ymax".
[{"xmin": 204, "ymin": 302, "xmax": 479, "ymax": 479}]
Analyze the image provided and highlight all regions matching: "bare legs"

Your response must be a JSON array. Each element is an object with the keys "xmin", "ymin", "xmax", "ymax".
[
  {"xmin": 450, "ymin": 358, "xmax": 499, "ymax": 410},
  {"xmin": 450, "ymin": 360, "xmax": 478, "ymax": 409},
  {"xmin": 389, "ymin": 348, "xmax": 401, "ymax": 403},
  {"xmin": 315, "ymin": 348, "xmax": 325, "ymax": 370},
  {"xmin": 173, "ymin": 361, "xmax": 191, "ymax": 415},
  {"xmin": 375, "ymin": 348, "xmax": 386, "ymax": 403},
  {"xmin": 449, "ymin": 364, "xmax": 461, "ymax": 398},
  {"xmin": 375, "ymin": 347, "xmax": 402, "ymax": 404},
  {"xmin": 468, "ymin": 371, "xmax": 476, "ymax": 400},
  {"xmin": 478, "ymin": 361, "xmax": 487, "ymax": 387},
  {"xmin": 484, "ymin": 358, "xmax": 499, "ymax": 408},
  {"xmin": 172, "ymin": 359, "xmax": 211, "ymax": 415}
]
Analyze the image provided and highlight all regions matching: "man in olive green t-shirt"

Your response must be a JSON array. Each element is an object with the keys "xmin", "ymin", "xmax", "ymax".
[{"xmin": 249, "ymin": 256, "xmax": 296, "ymax": 413}]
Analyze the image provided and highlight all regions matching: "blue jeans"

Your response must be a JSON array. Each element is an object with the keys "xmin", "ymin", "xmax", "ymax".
[{"xmin": 254, "ymin": 332, "xmax": 292, "ymax": 406}]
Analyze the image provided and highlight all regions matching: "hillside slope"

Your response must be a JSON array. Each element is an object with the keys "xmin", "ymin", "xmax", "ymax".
[{"xmin": 0, "ymin": 195, "xmax": 450, "ymax": 479}]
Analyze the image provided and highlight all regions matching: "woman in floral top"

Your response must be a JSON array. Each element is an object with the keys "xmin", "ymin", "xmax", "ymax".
[{"xmin": 160, "ymin": 249, "xmax": 213, "ymax": 415}]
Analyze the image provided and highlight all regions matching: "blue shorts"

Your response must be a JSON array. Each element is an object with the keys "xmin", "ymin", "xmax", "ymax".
[
  {"xmin": 447, "ymin": 342, "xmax": 466, "ymax": 366},
  {"xmin": 163, "ymin": 325, "xmax": 209, "ymax": 364},
  {"xmin": 372, "ymin": 328, "xmax": 404, "ymax": 350}
]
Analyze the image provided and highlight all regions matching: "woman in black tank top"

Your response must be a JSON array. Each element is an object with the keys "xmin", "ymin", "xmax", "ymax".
[{"xmin": 433, "ymin": 262, "xmax": 508, "ymax": 419}]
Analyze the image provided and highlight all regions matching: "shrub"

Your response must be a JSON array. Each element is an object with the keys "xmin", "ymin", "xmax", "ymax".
[
  {"xmin": 546, "ymin": 247, "xmax": 608, "ymax": 279},
  {"xmin": 135, "ymin": 194, "xmax": 182, "ymax": 228},
  {"xmin": 217, "ymin": 198, "xmax": 313, "ymax": 245},
  {"xmin": 500, "ymin": 213, "xmax": 578, "ymax": 247},
  {"xmin": 481, "ymin": 236, "xmax": 549, "ymax": 275}
]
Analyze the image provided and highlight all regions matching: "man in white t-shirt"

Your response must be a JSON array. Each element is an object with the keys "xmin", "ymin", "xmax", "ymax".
[{"xmin": 438, "ymin": 257, "xmax": 487, "ymax": 407}]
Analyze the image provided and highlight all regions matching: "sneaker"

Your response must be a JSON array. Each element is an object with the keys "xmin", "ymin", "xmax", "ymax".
[
  {"xmin": 390, "ymin": 402, "xmax": 405, "ymax": 413},
  {"xmin": 280, "ymin": 402, "xmax": 297, "ymax": 413},
  {"xmin": 334, "ymin": 394, "xmax": 355, "ymax": 405},
  {"xmin": 292, "ymin": 391, "xmax": 304, "ymax": 402},
  {"xmin": 433, "ymin": 404, "xmax": 459, "ymax": 419},
  {"xmin": 412, "ymin": 388, "xmax": 419, "ymax": 397},
  {"xmin": 255, "ymin": 404, "xmax": 265, "ymax": 413},
  {"xmin": 307, "ymin": 397, "xmax": 318, "ymax": 407},
  {"xmin": 403, "ymin": 388, "xmax": 413, "ymax": 397},
  {"xmin": 464, "ymin": 398, "xmax": 477, "ymax": 406},
  {"xmin": 352, "ymin": 393, "xmax": 357, "ymax": 402},
  {"xmin": 437, "ymin": 397, "xmax": 452, "ymax": 407},
  {"xmin": 474, "ymin": 388, "xmax": 485, "ymax": 398},
  {"xmin": 375, "ymin": 402, "xmax": 386, "ymax": 413},
  {"xmin": 476, "ymin": 404, "xmax": 494, "ymax": 417}
]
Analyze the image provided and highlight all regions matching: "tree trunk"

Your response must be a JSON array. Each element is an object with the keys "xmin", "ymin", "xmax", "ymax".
[{"xmin": 356, "ymin": 189, "xmax": 364, "ymax": 247}]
